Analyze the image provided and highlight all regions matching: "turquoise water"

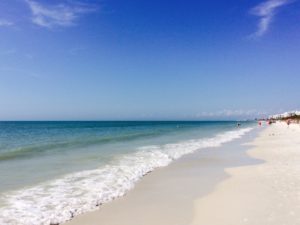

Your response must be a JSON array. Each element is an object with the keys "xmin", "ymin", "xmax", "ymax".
[{"xmin": 0, "ymin": 121, "xmax": 254, "ymax": 225}]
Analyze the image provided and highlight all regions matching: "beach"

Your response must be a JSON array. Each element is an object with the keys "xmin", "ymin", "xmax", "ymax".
[
  {"xmin": 192, "ymin": 122, "xmax": 300, "ymax": 225},
  {"xmin": 67, "ymin": 122, "xmax": 300, "ymax": 225}
]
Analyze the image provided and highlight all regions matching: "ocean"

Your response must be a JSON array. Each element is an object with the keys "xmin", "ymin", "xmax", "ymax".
[{"xmin": 0, "ymin": 121, "xmax": 254, "ymax": 225}]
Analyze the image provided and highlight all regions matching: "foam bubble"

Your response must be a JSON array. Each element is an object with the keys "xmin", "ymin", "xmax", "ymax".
[{"xmin": 0, "ymin": 127, "xmax": 252, "ymax": 225}]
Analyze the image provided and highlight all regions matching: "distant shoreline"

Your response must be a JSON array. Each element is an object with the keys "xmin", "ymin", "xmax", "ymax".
[{"xmin": 0, "ymin": 120, "xmax": 255, "ymax": 122}]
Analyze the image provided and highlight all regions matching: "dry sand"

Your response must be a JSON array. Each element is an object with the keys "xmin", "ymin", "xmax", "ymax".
[
  {"xmin": 191, "ymin": 122, "xmax": 300, "ymax": 225},
  {"xmin": 67, "ymin": 123, "xmax": 300, "ymax": 225}
]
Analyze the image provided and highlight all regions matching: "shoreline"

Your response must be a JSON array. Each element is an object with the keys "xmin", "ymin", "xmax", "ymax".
[{"xmin": 66, "ymin": 127, "xmax": 260, "ymax": 225}]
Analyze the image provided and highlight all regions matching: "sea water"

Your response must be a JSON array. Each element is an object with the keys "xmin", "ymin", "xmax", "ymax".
[{"xmin": 0, "ymin": 121, "xmax": 255, "ymax": 225}]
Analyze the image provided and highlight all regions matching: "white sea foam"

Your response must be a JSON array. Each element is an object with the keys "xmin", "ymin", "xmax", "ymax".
[{"xmin": 0, "ymin": 127, "xmax": 253, "ymax": 225}]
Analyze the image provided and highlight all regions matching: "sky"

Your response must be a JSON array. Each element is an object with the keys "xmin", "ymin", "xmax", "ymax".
[{"xmin": 0, "ymin": 0, "xmax": 300, "ymax": 120}]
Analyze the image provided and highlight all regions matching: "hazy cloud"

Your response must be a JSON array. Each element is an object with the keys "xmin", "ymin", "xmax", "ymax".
[
  {"xmin": 196, "ymin": 109, "xmax": 267, "ymax": 119},
  {"xmin": 250, "ymin": 0, "xmax": 292, "ymax": 37},
  {"xmin": 0, "ymin": 19, "xmax": 14, "ymax": 27},
  {"xmin": 25, "ymin": 0, "xmax": 97, "ymax": 28}
]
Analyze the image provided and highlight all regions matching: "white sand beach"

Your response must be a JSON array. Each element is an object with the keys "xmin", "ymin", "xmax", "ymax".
[
  {"xmin": 67, "ymin": 122, "xmax": 300, "ymax": 225},
  {"xmin": 192, "ymin": 122, "xmax": 300, "ymax": 225}
]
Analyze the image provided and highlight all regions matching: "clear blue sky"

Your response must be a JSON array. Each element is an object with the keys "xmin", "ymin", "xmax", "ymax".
[{"xmin": 0, "ymin": 0, "xmax": 299, "ymax": 120}]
